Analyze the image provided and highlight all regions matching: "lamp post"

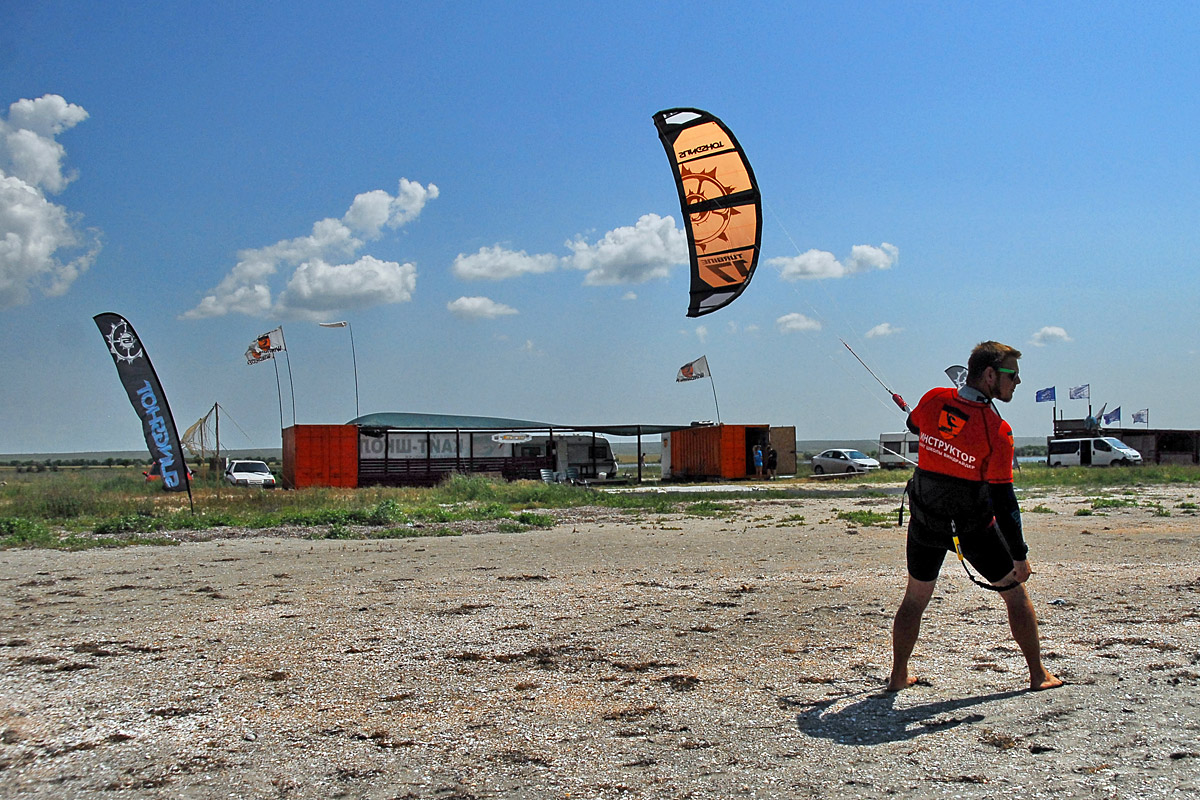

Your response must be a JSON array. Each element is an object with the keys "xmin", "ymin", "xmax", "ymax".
[{"xmin": 318, "ymin": 321, "xmax": 359, "ymax": 418}]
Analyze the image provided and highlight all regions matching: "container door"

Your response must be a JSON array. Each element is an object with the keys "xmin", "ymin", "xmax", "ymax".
[{"xmin": 769, "ymin": 426, "xmax": 797, "ymax": 475}]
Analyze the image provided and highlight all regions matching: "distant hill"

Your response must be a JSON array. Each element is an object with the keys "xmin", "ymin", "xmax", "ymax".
[
  {"xmin": 612, "ymin": 437, "xmax": 1044, "ymax": 459},
  {"xmin": 1, "ymin": 448, "xmax": 283, "ymax": 463}
]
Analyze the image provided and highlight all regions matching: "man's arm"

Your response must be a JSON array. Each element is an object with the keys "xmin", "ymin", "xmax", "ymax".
[{"xmin": 988, "ymin": 482, "xmax": 1028, "ymax": 561}]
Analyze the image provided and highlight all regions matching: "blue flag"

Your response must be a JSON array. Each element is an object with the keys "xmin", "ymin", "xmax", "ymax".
[
  {"xmin": 1069, "ymin": 384, "xmax": 1090, "ymax": 400},
  {"xmin": 1132, "ymin": 408, "xmax": 1148, "ymax": 424},
  {"xmin": 1035, "ymin": 387, "xmax": 1056, "ymax": 403},
  {"xmin": 1103, "ymin": 406, "xmax": 1121, "ymax": 425}
]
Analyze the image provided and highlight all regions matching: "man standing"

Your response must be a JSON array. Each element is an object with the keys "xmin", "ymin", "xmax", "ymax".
[{"xmin": 888, "ymin": 341, "xmax": 1062, "ymax": 692}]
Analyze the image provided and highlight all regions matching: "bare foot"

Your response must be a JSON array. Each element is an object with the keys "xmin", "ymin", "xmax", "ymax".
[
  {"xmin": 1031, "ymin": 674, "xmax": 1064, "ymax": 692},
  {"xmin": 886, "ymin": 674, "xmax": 919, "ymax": 692}
]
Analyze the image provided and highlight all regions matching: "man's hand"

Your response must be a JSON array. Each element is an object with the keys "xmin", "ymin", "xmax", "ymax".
[{"xmin": 1012, "ymin": 559, "xmax": 1032, "ymax": 583}]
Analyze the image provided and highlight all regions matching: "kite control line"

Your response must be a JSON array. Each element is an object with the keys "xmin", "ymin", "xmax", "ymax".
[
  {"xmin": 839, "ymin": 338, "xmax": 910, "ymax": 413},
  {"xmin": 951, "ymin": 522, "xmax": 1019, "ymax": 593}
]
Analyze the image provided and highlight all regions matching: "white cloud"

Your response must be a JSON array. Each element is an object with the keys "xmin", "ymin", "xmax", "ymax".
[
  {"xmin": 565, "ymin": 213, "xmax": 687, "ymax": 285},
  {"xmin": 276, "ymin": 256, "xmax": 416, "ymax": 319},
  {"xmin": 447, "ymin": 295, "xmax": 519, "ymax": 319},
  {"xmin": 452, "ymin": 245, "xmax": 558, "ymax": 281},
  {"xmin": 0, "ymin": 95, "xmax": 100, "ymax": 310},
  {"xmin": 769, "ymin": 242, "xmax": 898, "ymax": 280},
  {"xmin": 184, "ymin": 179, "xmax": 437, "ymax": 319},
  {"xmin": 1030, "ymin": 326, "xmax": 1073, "ymax": 346},
  {"xmin": 776, "ymin": 312, "xmax": 822, "ymax": 333},
  {"xmin": 622, "ymin": 291, "xmax": 637, "ymax": 301},
  {"xmin": 695, "ymin": 325, "xmax": 708, "ymax": 343},
  {"xmin": 865, "ymin": 322, "xmax": 902, "ymax": 338}
]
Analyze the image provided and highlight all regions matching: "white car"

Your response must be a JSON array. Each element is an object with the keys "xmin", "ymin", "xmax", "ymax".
[
  {"xmin": 224, "ymin": 460, "xmax": 277, "ymax": 488},
  {"xmin": 811, "ymin": 449, "xmax": 880, "ymax": 475}
]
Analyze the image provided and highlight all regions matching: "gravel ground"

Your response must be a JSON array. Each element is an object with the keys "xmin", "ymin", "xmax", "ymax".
[{"xmin": 1, "ymin": 485, "xmax": 1198, "ymax": 799}]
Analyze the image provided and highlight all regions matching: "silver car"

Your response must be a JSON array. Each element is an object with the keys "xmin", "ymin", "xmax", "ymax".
[{"xmin": 811, "ymin": 448, "xmax": 881, "ymax": 475}]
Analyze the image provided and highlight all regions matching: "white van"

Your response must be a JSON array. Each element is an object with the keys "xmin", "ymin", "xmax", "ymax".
[
  {"xmin": 1046, "ymin": 437, "xmax": 1142, "ymax": 467},
  {"xmin": 877, "ymin": 432, "xmax": 919, "ymax": 469}
]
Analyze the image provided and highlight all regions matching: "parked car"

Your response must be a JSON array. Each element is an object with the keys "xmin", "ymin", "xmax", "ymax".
[
  {"xmin": 811, "ymin": 448, "xmax": 880, "ymax": 474},
  {"xmin": 224, "ymin": 460, "xmax": 277, "ymax": 488}
]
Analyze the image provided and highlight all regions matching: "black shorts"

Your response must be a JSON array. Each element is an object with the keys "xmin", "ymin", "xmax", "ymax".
[{"xmin": 906, "ymin": 516, "xmax": 1015, "ymax": 583}]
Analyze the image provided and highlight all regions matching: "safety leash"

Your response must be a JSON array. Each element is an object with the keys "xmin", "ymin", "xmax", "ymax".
[{"xmin": 950, "ymin": 521, "xmax": 1019, "ymax": 593}]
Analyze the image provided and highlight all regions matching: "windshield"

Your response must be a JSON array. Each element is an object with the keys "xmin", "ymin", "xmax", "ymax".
[
  {"xmin": 234, "ymin": 461, "xmax": 271, "ymax": 474},
  {"xmin": 847, "ymin": 451, "xmax": 870, "ymax": 460}
]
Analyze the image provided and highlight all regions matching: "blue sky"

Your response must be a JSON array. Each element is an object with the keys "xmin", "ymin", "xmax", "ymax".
[{"xmin": 2, "ymin": 1, "xmax": 1198, "ymax": 454}]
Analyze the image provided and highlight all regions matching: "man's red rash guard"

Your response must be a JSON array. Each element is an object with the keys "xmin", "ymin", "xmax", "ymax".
[{"xmin": 907, "ymin": 387, "xmax": 1028, "ymax": 560}]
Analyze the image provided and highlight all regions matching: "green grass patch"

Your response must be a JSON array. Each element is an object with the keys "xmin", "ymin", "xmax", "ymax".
[
  {"xmin": 835, "ymin": 509, "xmax": 895, "ymax": 527},
  {"xmin": 1090, "ymin": 497, "xmax": 1139, "ymax": 510},
  {"xmin": 684, "ymin": 500, "xmax": 734, "ymax": 517},
  {"xmin": 1026, "ymin": 504, "xmax": 1056, "ymax": 514}
]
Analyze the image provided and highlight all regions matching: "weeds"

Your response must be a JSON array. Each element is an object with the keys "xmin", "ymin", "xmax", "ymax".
[
  {"xmin": 835, "ymin": 509, "xmax": 894, "ymax": 527},
  {"xmin": 4, "ymin": 463, "xmax": 1200, "ymax": 550}
]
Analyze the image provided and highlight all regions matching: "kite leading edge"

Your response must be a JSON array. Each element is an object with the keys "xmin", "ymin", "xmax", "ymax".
[{"xmin": 652, "ymin": 108, "xmax": 762, "ymax": 318}]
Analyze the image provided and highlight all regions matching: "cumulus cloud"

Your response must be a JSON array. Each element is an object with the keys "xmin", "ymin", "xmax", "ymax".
[
  {"xmin": 447, "ymin": 295, "xmax": 519, "ymax": 319},
  {"xmin": 452, "ymin": 245, "xmax": 558, "ymax": 281},
  {"xmin": 776, "ymin": 312, "xmax": 822, "ymax": 333},
  {"xmin": 622, "ymin": 291, "xmax": 637, "ymax": 301},
  {"xmin": 184, "ymin": 179, "xmax": 437, "ymax": 319},
  {"xmin": 695, "ymin": 325, "xmax": 708, "ymax": 343},
  {"xmin": 865, "ymin": 322, "xmax": 902, "ymax": 338},
  {"xmin": 565, "ymin": 213, "xmax": 687, "ymax": 285},
  {"xmin": 1030, "ymin": 326, "xmax": 1073, "ymax": 346},
  {"xmin": 769, "ymin": 242, "xmax": 898, "ymax": 281},
  {"xmin": 452, "ymin": 213, "xmax": 688, "ymax": 289},
  {"xmin": 277, "ymin": 256, "xmax": 416, "ymax": 319},
  {"xmin": 0, "ymin": 94, "xmax": 100, "ymax": 310}
]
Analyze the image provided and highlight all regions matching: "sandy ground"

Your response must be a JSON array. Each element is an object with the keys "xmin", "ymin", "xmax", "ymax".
[{"xmin": 1, "ymin": 483, "xmax": 1198, "ymax": 799}]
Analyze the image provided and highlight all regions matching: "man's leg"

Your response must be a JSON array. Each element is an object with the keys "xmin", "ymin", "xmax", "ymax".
[
  {"xmin": 998, "ymin": 583, "xmax": 1064, "ymax": 691},
  {"xmin": 888, "ymin": 576, "xmax": 936, "ymax": 691}
]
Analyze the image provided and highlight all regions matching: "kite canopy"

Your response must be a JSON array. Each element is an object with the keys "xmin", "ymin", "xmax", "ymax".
[{"xmin": 653, "ymin": 108, "xmax": 762, "ymax": 317}]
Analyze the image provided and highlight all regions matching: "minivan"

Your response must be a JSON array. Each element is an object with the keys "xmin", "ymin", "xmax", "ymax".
[{"xmin": 1046, "ymin": 437, "xmax": 1142, "ymax": 467}]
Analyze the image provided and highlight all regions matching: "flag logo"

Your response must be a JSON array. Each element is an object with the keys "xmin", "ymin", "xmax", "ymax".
[
  {"xmin": 676, "ymin": 355, "xmax": 710, "ymax": 382},
  {"xmin": 1069, "ymin": 384, "xmax": 1090, "ymax": 400},
  {"xmin": 104, "ymin": 319, "xmax": 144, "ymax": 364},
  {"xmin": 1035, "ymin": 387, "xmax": 1056, "ymax": 403}
]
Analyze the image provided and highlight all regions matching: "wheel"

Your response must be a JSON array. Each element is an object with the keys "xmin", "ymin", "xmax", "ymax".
[
  {"xmin": 845, "ymin": 467, "xmax": 856, "ymax": 474},
  {"xmin": 813, "ymin": 465, "xmax": 824, "ymax": 474}
]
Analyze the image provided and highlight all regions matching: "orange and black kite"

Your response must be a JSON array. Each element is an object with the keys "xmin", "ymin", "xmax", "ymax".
[{"xmin": 653, "ymin": 108, "xmax": 762, "ymax": 317}]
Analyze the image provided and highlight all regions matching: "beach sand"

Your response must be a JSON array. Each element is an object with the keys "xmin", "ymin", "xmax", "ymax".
[{"xmin": 2, "ymin": 483, "xmax": 1198, "ymax": 798}]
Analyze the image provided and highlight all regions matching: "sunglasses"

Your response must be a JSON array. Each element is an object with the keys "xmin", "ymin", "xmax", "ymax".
[{"xmin": 995, "ymin": 366, "xmax": 1019, "ymax": 379}]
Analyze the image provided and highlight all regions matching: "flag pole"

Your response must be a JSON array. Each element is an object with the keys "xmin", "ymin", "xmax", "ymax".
[
  {"xmin": 278, "ymin": 325, "xmax": 296, "ymax": 425},
  {"xmin": 271, "ymin": 356, "xmax": 285, "ymax": 431},
  {"xmin": 709, "ymin": 373, "xmax": 722, "ymax": 424},
  {"xmin": 348, "ymin": 322, "xmax": 359, "ymax": 419}
]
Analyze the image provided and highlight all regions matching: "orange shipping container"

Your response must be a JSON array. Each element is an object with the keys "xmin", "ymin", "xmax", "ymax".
[
  {"xmin": 664, "ymin": 424, "xmax": 770, "ymax": 480},
  {"xmin": 282, "ymin": 424, "xmax": 359, "ymax": 489}
]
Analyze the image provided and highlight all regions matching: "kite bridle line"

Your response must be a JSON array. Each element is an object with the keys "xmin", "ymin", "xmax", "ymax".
[
  {"xmin": 839, "ymin": 338, "xmax": 910, "ymax": 414},
  {"xmin": 764, "ymin": 200, "xmax": 911, "ymax": 417}
]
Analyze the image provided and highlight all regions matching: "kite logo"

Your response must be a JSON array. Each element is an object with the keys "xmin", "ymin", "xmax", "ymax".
[
  {"xmin": 677, "ymin": 141, "xmax": 726, "ymax": 159},
  {"xmin": 681, "ymin": 165, "xmax": 742, "ymax": 252},
  {"xmin": 680, "ymin": 364, "xmax": 695, "ymax": 379},
  {"xmin": 937, "ymin": 405, "xmax": 970, "ymax": 440},
  {"xmin": 104, "ymin": 320, "xmax": 144, "ymax": 364}
]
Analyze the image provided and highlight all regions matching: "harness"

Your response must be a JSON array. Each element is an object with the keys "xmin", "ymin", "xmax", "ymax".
[{"xmin": 905, "ymin": 469, "xmax": 1019, "ymax": 593}]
